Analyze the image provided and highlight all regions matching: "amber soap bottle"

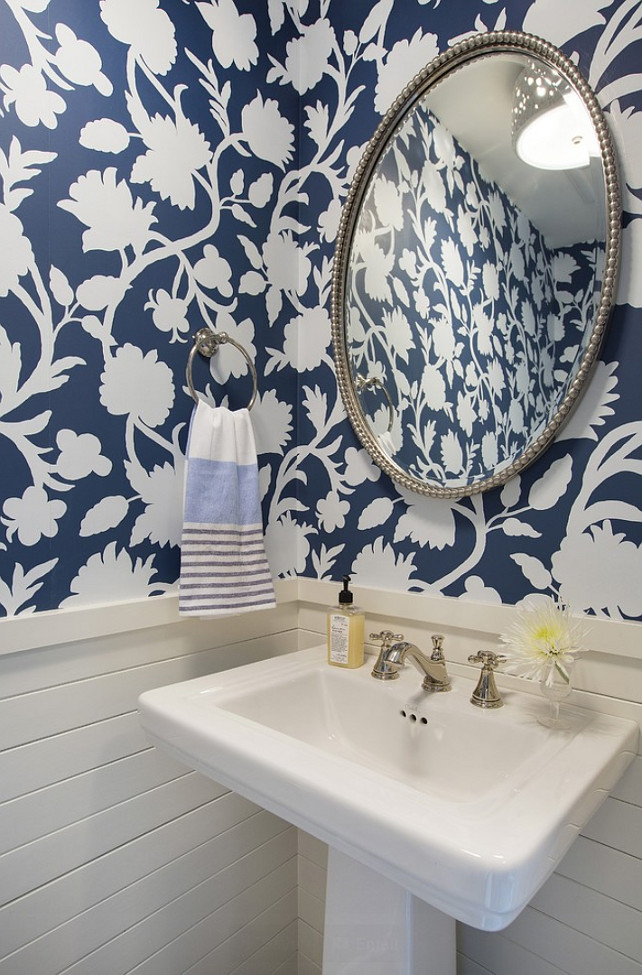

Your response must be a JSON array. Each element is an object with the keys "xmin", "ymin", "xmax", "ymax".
[{"xmin": 327, "ymin": 576, "xmax": 365, "ymax": 668}]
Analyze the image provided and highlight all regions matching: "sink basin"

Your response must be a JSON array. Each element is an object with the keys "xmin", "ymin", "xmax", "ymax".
[{"xmin": 139, "ymin": 645, "xmax": 637, "ymax": 930}]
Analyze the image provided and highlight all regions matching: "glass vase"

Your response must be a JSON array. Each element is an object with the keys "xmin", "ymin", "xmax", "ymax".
[{"xmin": 538, "ymin": 659, "xmax": 574, "ymax": 729}]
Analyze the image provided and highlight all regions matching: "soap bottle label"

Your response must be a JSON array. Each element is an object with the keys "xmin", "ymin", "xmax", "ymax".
[{"xmin": 329, "ymin": 613, "xmax": 350, "ymax": 664}]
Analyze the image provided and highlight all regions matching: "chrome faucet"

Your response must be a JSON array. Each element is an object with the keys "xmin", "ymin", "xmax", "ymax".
[{"xmin": 372, "ymin": 634, "xmax": 451, "ymax": 692}]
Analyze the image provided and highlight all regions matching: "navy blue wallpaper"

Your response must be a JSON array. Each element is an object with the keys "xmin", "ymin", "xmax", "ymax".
[{"xmin": 0, "ymin": 0, "xmax": 641, "ymax": 623}]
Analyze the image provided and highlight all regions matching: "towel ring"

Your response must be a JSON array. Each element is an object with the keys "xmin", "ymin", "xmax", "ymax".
[{"xmin": 186, "ymin": 328, "xmax": 258, "ymax": 410}]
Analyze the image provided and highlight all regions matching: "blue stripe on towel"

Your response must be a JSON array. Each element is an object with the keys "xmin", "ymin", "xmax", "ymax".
[{"xmin": 183, "ymin": 457, "xmax": 261, "ymax": 526}]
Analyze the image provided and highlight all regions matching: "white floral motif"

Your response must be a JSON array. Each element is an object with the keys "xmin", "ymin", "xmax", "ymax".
[
  {"xmin": 131, "ymin": 112, "xmax": 212, "ymax": 211},
  {"xmin": 2, "ymin": 487, "xmax": 66, "ymax": 546},
  {"xmin": 99, "ymin": 345, "xmax": 174, "ymax": 426},
  {"xmin": 100, "ymin": 0, "xmax": 177, "ymax": 75},
  {"xmin": 197, "ymin": 0, "xmax": 259, "ymax": 71},
  {"xmin": 58, "ymin": 169, "xmax": 156, "ymax": 253},
  {"xmin": 0, "ymin": 63, "xmax": 65, "ymax": 127}
]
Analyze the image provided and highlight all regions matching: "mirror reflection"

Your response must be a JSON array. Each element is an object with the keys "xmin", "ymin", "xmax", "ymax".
[{"xmin": 333, "ymin": 35, "xmax": 619, "ymax": 496}]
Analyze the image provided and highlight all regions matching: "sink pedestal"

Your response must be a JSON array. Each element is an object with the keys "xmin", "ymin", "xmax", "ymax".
[{"xmin": 323, "ymin": 849, "xmax": 456, "ymax": 975}]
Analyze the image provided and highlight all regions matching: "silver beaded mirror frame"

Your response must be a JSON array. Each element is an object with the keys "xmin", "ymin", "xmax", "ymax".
[{"xmin": 331, "ymin": 31, "xmax": 621, "ymax": 498}]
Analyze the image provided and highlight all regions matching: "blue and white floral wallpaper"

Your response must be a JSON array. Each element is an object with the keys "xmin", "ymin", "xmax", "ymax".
[{"xmin": 0, "ymin": 0, "xmax": 641, "ymax": 622}]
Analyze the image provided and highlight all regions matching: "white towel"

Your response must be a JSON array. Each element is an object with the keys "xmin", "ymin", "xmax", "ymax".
[{"xmin": 179, "ymin": 399, "xmax": 276, "ymax": 617}]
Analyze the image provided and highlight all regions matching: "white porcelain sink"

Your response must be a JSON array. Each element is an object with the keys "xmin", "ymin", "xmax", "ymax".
[{"xmin": 139, "ymin": 645, "xmax": 637, "ymax": 932}]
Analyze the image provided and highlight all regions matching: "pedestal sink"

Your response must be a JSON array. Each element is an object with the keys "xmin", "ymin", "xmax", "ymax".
[{"xmin": 138, "ymin": 646, "xmax": 637, "ymax": 973}]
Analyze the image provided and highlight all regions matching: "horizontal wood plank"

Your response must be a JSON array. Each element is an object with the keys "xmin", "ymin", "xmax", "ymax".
[{"xmin": 0, "ymin": 800, "xmax": 278, "ymax": 960}]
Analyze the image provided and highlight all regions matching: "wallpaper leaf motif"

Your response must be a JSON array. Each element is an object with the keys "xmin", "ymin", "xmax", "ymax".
[{"xmin": 0, "ymin": 0, "xmax": 640, "ymax": 621}]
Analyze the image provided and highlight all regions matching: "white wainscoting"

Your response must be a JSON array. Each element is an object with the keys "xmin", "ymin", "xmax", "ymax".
[
  {"xmin": 1, "ymin": 580, "xmax": 640, "ymax": 975},
  {"xmin": 0, "ymin": 596, "xmax": 301, "ymax": 975}
]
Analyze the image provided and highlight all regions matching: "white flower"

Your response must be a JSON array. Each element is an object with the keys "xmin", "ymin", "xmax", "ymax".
[
  {"xmin": 264, "ymin": 514, "xmax": 315, "ymax": 577},
  {"xmin": 54, "ymin": 24, "xmax": 112, "ymax": 95},
  {"xmin": 100, "ymin": 0, "xmax": 177, "ymax": 75},
  {"xmin": 352, "ymin": 537, "xmax": 418, "ymax": 590},
  {"xmin": 373, "ymin": 174, "xmax": 404, "ymax": 231},
  {"xmin": 58, "ymin": 168, "xmax": 156, "ymax": 253},
  {"xmin": 441, "ymin": 238, "xmax": 464, "ymax": 289},
  {"xmin": 0, "ymin": 205, "xmax": 33, "ymax": 296},
  {"xmin": 62, "ymin": 542, "xmax": 165, "ymax": 606},
  {"xmin": 2, "ymin": 486, "xmax": 66, "ymax": 546},
  {"xmin": 56, "ymin": 430, "xmax": 111, "ymax": 480},
  {"xmin": 374, "ymin": 30, "xmax": 439, "ymax": 115},
  {"xmin": 194, "ymin": 244, "xmax": 233, "ymax": 297},
  {"xmin": 76, "ymin": 274, "xmax": 126, "ymax": 311},
  {"xmin": 129, "ymin": 461, "xmax": 184, "ymax": 548},
  {"xmin": 440, "ymin": 430, "xmax": 464, "ymax": 475},
  {"xmin": 1, "ymin": 63, "xmax": 66, "ymax": 128},
  {"xmin": 241, "ymin": 94, "xmax": 295, "ymax": 170},
  {"xmin": 284, "ymin": 19, "xmax": 335, "ymax": 94},
  {"xmin": 551, "ymin": 521, "xmax": 642, "ymax": 619},
  {"xmin": 80, "ymin": 119, "xmax": 130, "ymax": 153},
  {"xmin": 251, "ymin": 390, "xmax": 293, "ymax": 455},
  {"xmin": 145, "ymin": 289, "xmax": 190, "ymax": 341},
  {"xmin": 263, "ymin": 230, "xmax": 311, "ymax": 297},
  {"xmin": 500, "ymin": 594, "xmax": 587, "ymax": 684},
  {"xmin": 99, "ymin": 344, "xmax": 174, "ymax": 426},
  {"xmin": 316, "ymin": 491, "xmax": 350, "ymax": 532},
  {"xmin": 131, "ymin": 112, "xmax": 212, "ymax": 211},
  {"xmin": 343, "ymin": 447, "xmax": 381, "ymax": 487},
  {"xmin": 282, "ymin": 306, "xmax": 331, "ymax": 372},
  {"xmin": 198, "ymin": 0, "xmax": 258, "ymax": 71}
]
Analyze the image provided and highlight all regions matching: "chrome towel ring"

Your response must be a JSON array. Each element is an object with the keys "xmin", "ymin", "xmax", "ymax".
[{"xmin": 186, "ymin": 327, "xmax": 258, "ymax": 410}]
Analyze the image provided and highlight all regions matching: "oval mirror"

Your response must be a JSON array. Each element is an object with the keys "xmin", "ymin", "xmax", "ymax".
[{"xmin": 332, "ymin": 31, "xmax": 620, "ymax": 498}]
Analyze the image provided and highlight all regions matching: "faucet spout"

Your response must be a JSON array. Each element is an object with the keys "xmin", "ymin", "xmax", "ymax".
[{"xmin": 382, "ymin": 641, "xmax": 451, "ymax": 692}]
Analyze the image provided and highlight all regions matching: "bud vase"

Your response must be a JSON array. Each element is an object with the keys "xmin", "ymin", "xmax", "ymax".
[{"xmin": 538, "ymin": 659, "xmax": 575, "ymax": 729}]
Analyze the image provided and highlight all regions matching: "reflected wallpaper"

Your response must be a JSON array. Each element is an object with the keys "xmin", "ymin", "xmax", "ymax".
[
  {"xmin": 0, "ymin": 0, "xmax": 641, "ymax": 621},
  {"xmin": 347, "ymin": 101, "xmax": 603, "ymax": 484}
]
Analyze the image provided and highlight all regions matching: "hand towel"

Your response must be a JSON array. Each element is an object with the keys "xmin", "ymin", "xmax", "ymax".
[{"xmin": 179, "ymin": 399, "xmax": 276, "ymax": 617}]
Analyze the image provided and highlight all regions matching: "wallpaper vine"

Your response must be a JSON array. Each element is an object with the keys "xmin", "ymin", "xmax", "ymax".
[{"xmin": 0, "ymin": 0, "xmax": 641, "ymax": 622}]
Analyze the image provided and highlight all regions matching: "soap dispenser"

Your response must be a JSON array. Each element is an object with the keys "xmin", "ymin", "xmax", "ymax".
[{"xmin": 327, "ymin": 576, "xmax": 365, "ymax": 668}]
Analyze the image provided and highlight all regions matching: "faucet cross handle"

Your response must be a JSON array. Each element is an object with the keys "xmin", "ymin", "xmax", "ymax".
[
  {"xmin": 430, "ymin": 634, "xmax": 445, "ymax": 661},
  {"xmin": 468, "ymin": 650, "xmax": 507, "ymax": 708},
  {"xmin": 468, "ymin": 650, "xmax": 506, "ymax": 670},
  {"xmin": 370, "ymin": 631, "xmax": 404, "ymax": 681},
  {"xmin": 370, "ymin": 630, "xmax": 404, "ymax": 647}
]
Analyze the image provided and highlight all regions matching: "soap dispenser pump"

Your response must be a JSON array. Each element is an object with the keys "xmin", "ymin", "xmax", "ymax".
[{"xmin": 327, "ymin": 575, "xmax": 365, "ymax": 669}]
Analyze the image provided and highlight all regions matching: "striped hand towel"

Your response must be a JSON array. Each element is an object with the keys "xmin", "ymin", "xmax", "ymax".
[{"xmin": 179, "ymin": 399, "xmax": 276, "ymax": 617}]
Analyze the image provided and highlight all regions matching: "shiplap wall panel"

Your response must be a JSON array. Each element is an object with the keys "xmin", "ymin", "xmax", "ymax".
[
  {"xmin": 0, "ymin": 747, "xmax": 188, "ymax": 854},
  {"xmin": 120, "ymin": 868, "xmax": 298, "ymax": 975},
  {"xmin": 530, "ymin": 873, "xmax": 642, "ymax": 960},
  {"xmin": 582, "ymin": 796, "xmax": 642, "ymax": 858},
  {"xmin": 0, "ymin": 712, "xmax": 148, "ymax": 802},
  {"xmin": 502, "ymin": 907, "xmax": 642, "ymax": 975},
  {"xmin": 0, "ymin": 619, "xmax": 299, "ymax": 975},
  {"xmin": 57, "ymin": 841, "xmax": 296, "ymax": 975},
  {"xmin": 1, "ymin": 812, "xmax": 291, "ymax": 975},
  {"xmin": 0, "ymin": 795, "xmax": 265, "ymax": 959},
  {"xmin": 612, "ymin": 755, "xmax": 642, "ymax": 804},
  {"xmin": 228, "ymin": 921, "xmax": 298, "ymax": 975},
  {"xmin": 456, "ymin": 955, "xmax": 495, "ymax": 975},
  {"xmin": 180, "ymin": 892, "xmax": 298, "ymax": 975},
  {"xmin": 297, "ymin": 831, "xmax": 327, "ymax": 974},
  {"xmin": 458, "ymin": 925, "xmax": 572, "ymax": 975},
  {"xmin": 557, "ymin": 835, "xmax": 642, "ymax": 911},
  {"xmin": 0, "ymin": 772, "xmax": 225, "ymax": 904}
]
